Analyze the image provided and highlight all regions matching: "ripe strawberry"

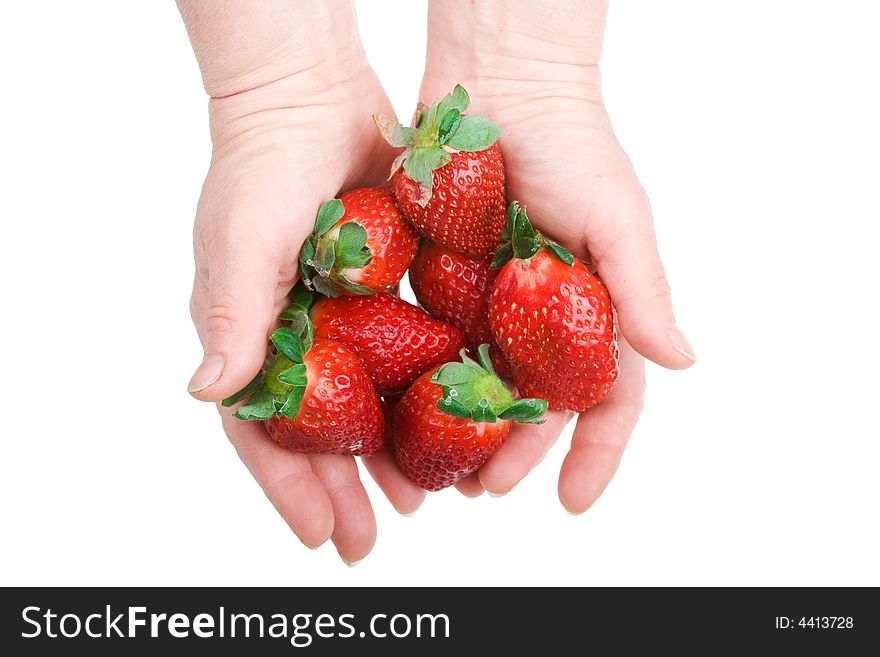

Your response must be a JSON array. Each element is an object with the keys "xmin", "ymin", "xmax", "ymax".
[
  {"xmin": 309, "ymin": 293, "xmax": 468, "ymax": 396},
  {"xmin": 393, "ymin": 345, "xmax": 547, "ymax": 491},
  {"xmin": 374, "ymin": 85, "xmax": 505, "ymax": 256},
  {"xmin": 408, "ymin": 238, "xmax": 512, "ymax": 379},
  {"xmin": 489, "ymin": 202, "xmax": 620, "ymax": 412},
  {"xmin": 299, "ymin": 187, "xmax": 419, "ymax": 296},
  {"xmin": 222, "ymin": 319, "xmax": 384, "ymax": 456}
]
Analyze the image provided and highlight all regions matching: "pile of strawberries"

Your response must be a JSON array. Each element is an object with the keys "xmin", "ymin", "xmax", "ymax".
[{"xmin": 224, "ymin": 85, "xmax": 619, "ymax": 492}]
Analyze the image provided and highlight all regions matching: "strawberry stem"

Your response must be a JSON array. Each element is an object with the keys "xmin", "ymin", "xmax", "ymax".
[
  {"xmin": 299, "ymin": 198, "xmax": 376, "ymax": 297},
  {"xmin": 491, "ymin": 201, "xmax": 575, "ymax": 269},
  {"xmin": 431, "ymin": 347, "xmax": 547, "ymax": 424},
  {"xmin": 221, "ymin": 301, "xmax": 316, "ymax": 421},
  {"xmin": 374, "ymin": 84, "xmax": 501, "ymax": 206}
]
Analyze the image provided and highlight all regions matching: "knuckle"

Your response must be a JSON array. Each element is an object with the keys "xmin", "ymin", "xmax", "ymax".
[
  {"xmin": 204, "ymin": 303, "xmax": 243, "ymax": 337},
  {"xmin": 648, "ymin": 272, "xmax": 672, "ymax": 302},
  {"xmin": 276, "ymin": 260, "xmax": 299, "ymax": 291},
  {"xmin": 189, "ymin": 290, "xmax": 200, "ymax": 324}
]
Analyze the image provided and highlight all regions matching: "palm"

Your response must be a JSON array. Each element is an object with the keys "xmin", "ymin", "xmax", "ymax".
[
  {"xmin": 419, "ymin": 78, "xmax": 655, "ymax": 510},
  {"xmin": 191, "ymin": 72, "xmax": 425, "ymax": 562}
]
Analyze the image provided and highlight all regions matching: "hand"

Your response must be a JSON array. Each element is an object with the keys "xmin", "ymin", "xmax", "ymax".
[
  {"xmin": 421, "ymin": 0, "xmax": 695, "ymax": 512},
  {"xmin": 185, "ymin": 44, "xmax": 425, "ymax": 563}
]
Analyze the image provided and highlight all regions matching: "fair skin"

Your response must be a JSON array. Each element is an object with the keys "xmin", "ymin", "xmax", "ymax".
[{"xmin": 180, "ymin": 0, "xmax": 694, "ymax": 564}]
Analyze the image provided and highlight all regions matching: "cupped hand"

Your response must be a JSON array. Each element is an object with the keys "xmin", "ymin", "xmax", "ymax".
[
  {"xmin": 420, "ymin": 70, "xmax": 696, "ymax": 512},
  {"xmin": 187, "ymin": 59, "xmax": 425, "ymax": 563}
]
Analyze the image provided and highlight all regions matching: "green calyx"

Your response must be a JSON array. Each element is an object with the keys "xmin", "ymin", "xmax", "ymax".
[
  {"xmin": 221, "ymin": 287, "xmax": 316, "ymax": 421},
  {"xmin": 299, "ymin": 199, "xmax": 376, "ymax": 297},
  {"xmin": 374, "ymin": 84, "xmax": 501, "ymax": 207},
  {"xmin": 490, "ymin": 201, "xmax": 576, "ymax": 269},
  {"xmin": 431, "ymin": 344, "xmax": 548, "ymax": 424}
]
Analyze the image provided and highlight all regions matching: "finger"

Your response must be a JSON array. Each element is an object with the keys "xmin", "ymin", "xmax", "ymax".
[
  {"xmin": 558, "ymin": 338, "xmax": 645, "ymax": 514},
  {"xmin": 220, "ymin": 409, "xmax": 335, "ymax": 549},
  {"xmin": 454, "ymin": 472, "xmax": 485, "ymax": 498},
  {"xmin": 585, "ymin": 180, "xmax": 695, "ymax": 370},
  {"xmin": 188, "ymin": 222, "xmax": 295, "ymax": 402},
  {"xmin": 361, "ymin": 448, "xmax": 427, "ymax": 516},
  {"xmin": 309, "ymin": 454, "xmax": 377, "ymax": 566},
  {"xmin": 478, "ymin": 410, "xmax": 574, "ymax": 496}
]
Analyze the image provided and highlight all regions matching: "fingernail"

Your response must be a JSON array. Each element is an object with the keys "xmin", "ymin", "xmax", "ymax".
[
  {"xmin": 487, "ymin": 490, "xmax": 507, "ymax": 498},
  {"xmin": 566, "ymin": 508, "xmax": 586, "ymax": 516},
  {"xmin": 666, "ymin": 327, "xmax": 696, "ymax": 363},
  {"xmin": 342, "ymin": 558, "xmax": 362, "ymax": 568},
  {"xmin": 187, "ymin": 353, "xmax": 225, "ymax": 393},
  {"xmin": 401, "ymin": 510, "xmax": 417, "ymax": 517}
]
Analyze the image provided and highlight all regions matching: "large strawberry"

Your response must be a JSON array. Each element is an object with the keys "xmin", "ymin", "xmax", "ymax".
[
  {"xmin": 489, "ymin": 202, "xmax": 620, "ymax": 412},
  {"xmin": 308, "ymin": 293, "xmax": 468, "ymax": 396},
  {"xmin": 408, "ymin": 238, "xmax": 512, "ymax": 379},
  {"xmin": 299, "ymin": 187, "xmax": 419, "ymax": 297},
  {"xmin": 222, "ymin": 314, "xmax": 384, "ymax": 456},
  {"xmin": 393, "ymin": 345, "xmax": 547, "ymax": 491},
  {"xmin": 374, "ymin": 85, "xmax": 505, "ymax": 256}
]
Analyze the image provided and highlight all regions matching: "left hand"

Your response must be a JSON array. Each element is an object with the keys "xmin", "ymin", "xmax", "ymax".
[{"xmin": 421, "ymin": 62, "xmax": 695, "ymax": 513}]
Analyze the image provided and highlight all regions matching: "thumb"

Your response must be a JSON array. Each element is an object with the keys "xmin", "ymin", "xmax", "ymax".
[
  {"xmin": 187, "ymin": 248, "xmax": 281, "ymax": 402},
  {"xmin": 589, "ymin": 190, "xmax": 696, "ymax": 370}
]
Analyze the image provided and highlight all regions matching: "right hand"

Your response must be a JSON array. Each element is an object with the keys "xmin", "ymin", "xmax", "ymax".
[{"xmin": 187, "ymin": 56, "xmax": 425, "ymax": 564}]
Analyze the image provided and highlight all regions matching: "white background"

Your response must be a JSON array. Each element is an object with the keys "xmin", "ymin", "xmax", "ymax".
[{"xmin": 1, "ymin": 1, "xmax": 878, "ymax": 586}]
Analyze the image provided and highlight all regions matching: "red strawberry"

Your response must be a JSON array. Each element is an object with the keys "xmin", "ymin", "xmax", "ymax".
[
  {"xmin": 393, "ymin": 345, "xmax": 547, "ymax": 491},
  {"xmin": 222, "ymin": 323, "xmax": 384, "ymax": 456},
  {"xmin": 309, "ymin": 293, "xmax": 468, "ymax": 396},
  {"xmin": 299, "ymin": 187, "xmax": 419, "ymax": 296},
  {"xmin": 408, "ymin": 238, "xmax": 512, "ymax": 379},
  {"xmin": 374, "ymin": 85, "xmax": 505, "ymax": 256},
  {"xmin": 489, "ymin": 203, "xmax": 620, "ymax": 412}
]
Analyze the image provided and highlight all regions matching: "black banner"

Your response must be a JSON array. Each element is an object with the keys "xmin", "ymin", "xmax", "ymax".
[{"xmin": 1, "ymin": 587, "xmax": 875, "ymax": 654}]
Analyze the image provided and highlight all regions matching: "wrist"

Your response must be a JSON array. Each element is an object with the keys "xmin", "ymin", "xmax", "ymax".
[
  {"xmin": 424, "ymin": 0, "xmax": 606, "ymax": 94},
  {"xmin": 181, "ymin": 0, "xmax": 366, "ymax": 100}
]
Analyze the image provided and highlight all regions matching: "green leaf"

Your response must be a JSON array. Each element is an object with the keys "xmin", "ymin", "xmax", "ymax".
[
  {"xmin": 279, "ymin": 281, "xmax": 313, "ymax": 322},
  {"xmin": 403, "ymin": 148, "xmax": 435, "ymax": 191},
  {"xmin": 388, "ymin": 149, "xmax": 410, "ymax": 178},
  {"xmin": 476, "ymin": 343, "xmax": 495, "ymax": 374},
  {"xmin": 374, "ymin": 114, "xmax": 418, "ymax": 147},
  {"xmin": 444, "ymin": 115, "xmax": 500, "ymax": 152},
  {"xmin": 545, "ymin": 241, "xmax": 575, "ymax": 266},
  {"xmin": 431, "ymin": 362, "xmax": 481, "ymax": 386},
  {"xmin": 278, "ymin": 386, "xmax": 306, "ymax": 419},
  {"xmin": 289, "ymin": 281, "xmax": 315, "ymax": 309},
  {"xmin": 458, "ymin": 348, "xmax": 484, "ymax": 372},
  {"xmin": 501, "ymin": 202, "xmax": 518, "ymax": 241},
  {"xmin": 437, "ymin": 396, "xmax": 472, "ymax": 419},
  {"xmin": 299, "ymin": 236, "xmax": 316, "ymax": 285},
  {"xmin": 310, "ymin": 275, "xmax": 341, "ymax": 298},
  {"xmin": 434, "ymin": 85, "xmax": 471, "ymax": 122},
  {"xmin": 277, "ymin": 363, "xmax": 308, "ymax": 386},
  {"xmin": 221, "ymin": 372, "xmax": 265, "ymax": 407},
  {"xmin": 334, "ymin": 222, "xmax": 372, "ymax": 270},
  {"xmin": 438, "ymin": 109, "xmax": 462, "ymax": 145},
  {"xmin": 279, "ymin": 303, "xmax": 309, "ymax": 322},
  {"xmin": 313, "ymin": 234, "xmax": 336, "ymax": 274},
  {"xmin": 405, "ymin": 146, "xmax": 451, "ymax": 206},
  {"xmin": 271, "ymin": 328, "xmax": 305, "ymax": 364},
  {"xmin": 313, "ymin": 199, "xmax": 344, "ymax": 235},
  {"xmin": 498, "ymin": 398, "xmax": 548, "ymax": 424},
  {"xmin": 490, "ymin": 242, "xmax": 513, "ymax": 269},
  {"xmin": 298, "ymin": 316, "xmax": 313, "ymax": 353},
  {"xmin": 511, "ymin": 206, "xmax": 540, "ymax": 259},
  {"xmin": 233, "ymin": 388, "xmax": 279, "ymax": 421},
  {"xmin": 287, "ymin": 309, "xmax": 312, "ymax": 344},
  {"xmin": 471, "ymin": 398, "xmax": 497, "ymax": 423}
]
